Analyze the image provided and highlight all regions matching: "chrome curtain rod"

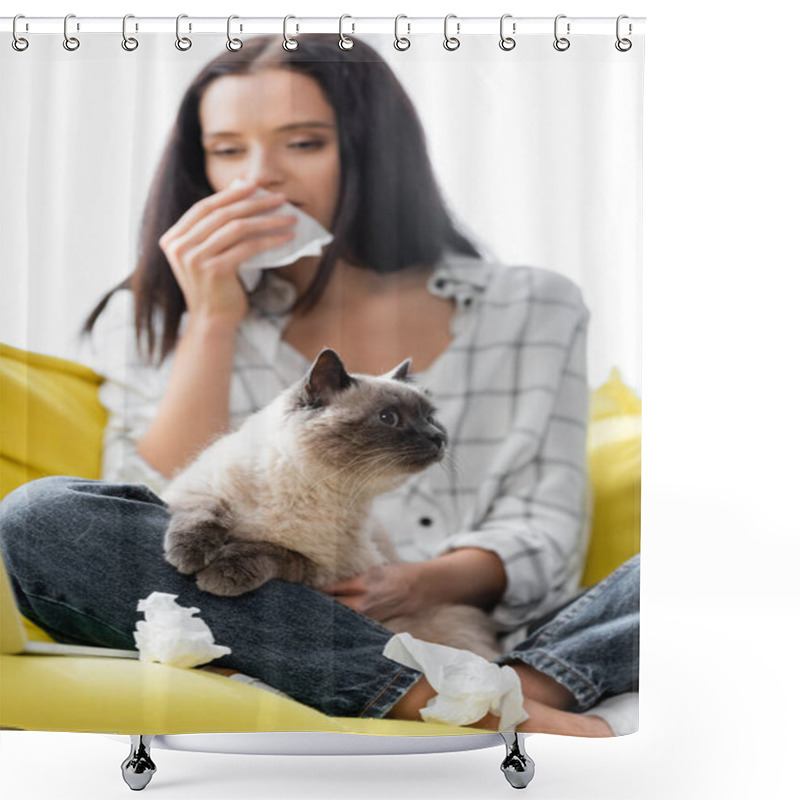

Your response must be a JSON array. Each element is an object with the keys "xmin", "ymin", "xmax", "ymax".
[{"xmin": 1, "ymin": 15, "xmax": 646, "ymax": 36}]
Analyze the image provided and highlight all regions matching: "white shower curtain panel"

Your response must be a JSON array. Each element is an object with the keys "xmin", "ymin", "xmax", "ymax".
[
  {"xmin": 0, "ymin": 16, "xmax": 644, "ymax": 795},
  {"xmin": 1, "ymin": 27, "xmax": 642, "ymax": 390}
]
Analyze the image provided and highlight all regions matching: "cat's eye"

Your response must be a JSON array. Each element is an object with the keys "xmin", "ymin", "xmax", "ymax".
[{"xmin": 379, "ymin": 408, "xmax": 401, "ymax": 427}]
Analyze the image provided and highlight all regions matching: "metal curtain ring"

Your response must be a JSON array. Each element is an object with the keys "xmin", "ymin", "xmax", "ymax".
[
  {"xmin": 499, "ymin": 13, "xmax": 516, "ymax": 51},
  {"xmin": 175, "ymin": 14, "xmax": 192, "ymax": 51},
  {"xmin": 227, "ymin": 15, "xmax": 243, "ymax": 51},
  {"xmin": 283, "ymin": 15, "xmax": 299, "ymax": 51},
  {"xmin": 443, "ymin": 14, "xmax": 460, "ymax": 51},
  {"xmin": 339, "ymin": 15, "xmax": 354, "ymax": 50},
  {"xmin": 63, "ymin": 13, "xmax": 80, "ymax": 51},
  {"xmin": 394, "ymin": 14, "xmax": 410, "ymax": 50},
  {"xmin": 12, "ymin": 14, "xmax": 29, "ymax": 51},
  {"xmin": 553, "ymin": 14, "xmax": 570, "ymax": 52},
  {"xmin": 615, "ymin": 15, "xmax": 632, "ymax": 51},
  {"xmin": 122, "ymin": 14, "xmax": 139, "ymax": 51}
]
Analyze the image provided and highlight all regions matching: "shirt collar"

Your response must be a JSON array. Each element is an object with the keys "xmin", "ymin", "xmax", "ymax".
[
  {"xmin": 426, "ymin": 250, "xmax": 494, "ymax": 308},
  {"xmin": 249, "ymin": 250, "xmax": 493, "ymax": 317}
]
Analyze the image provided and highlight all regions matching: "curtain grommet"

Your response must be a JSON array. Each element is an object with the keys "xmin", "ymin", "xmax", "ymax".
[
  {"xmin": 339, "ymin": 15, "xmax": 355, "ymax": 51},
  {"xmin": 175, "ymin": 14, "xmax": 192, "ymax": 51},
  {"xmin": 12, "ymin": 14, "xmax": 29, "ymax": 51},
  {"xmin": 499, "ymin": 14, "xmax": 516, "ymax": 51},
  {"xmin": 394, "ymin": 15, "xmax": 411, "ymax": 51},
  {"xmin": 615, "ymin": 15, "xmax": 633, "ymax": 52},
  {"xmin": 63, "ymin": 13, "xmax": 80, "ymax": 51},
  {"xmin": 444, "ymin": 14, "xmax": 460, "ymax": 51},
  {"xmin": 283, "ymin": 15, "xmax": 299, "ymax": 51},
  {"xmin": 122, "ymin": 15, "xmax": 139, "ymax": 52},
  {"xmin": 226, "ymin": 15, "xmax": 243, "ymax": 51},
  {"xmin": 553, "ymin": 14, "xmax": 571, "ymax": 52}
]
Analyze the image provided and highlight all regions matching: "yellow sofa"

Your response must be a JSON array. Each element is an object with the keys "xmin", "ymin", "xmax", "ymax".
[{"xmin": 0, "ymin": 342, "xmax": 640, "ymax": 787}]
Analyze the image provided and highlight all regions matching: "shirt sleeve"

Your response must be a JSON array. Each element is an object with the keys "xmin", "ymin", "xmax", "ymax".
[
  {"xmin": 435, "ymin": 306, "xmax": 591, "ymax": 631},
  {"xmin": 77, "ymin": 290, "xmax": 171, "ymax": 496}
]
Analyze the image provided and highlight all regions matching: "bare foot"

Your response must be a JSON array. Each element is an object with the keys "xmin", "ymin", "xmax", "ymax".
[
  {"xmin": 389, "ymin": 675, "xmax": 614, "ymax": 737},
  {"xmin": 515, "ymin": 698, "xmax": 614, "ymax": 737}
]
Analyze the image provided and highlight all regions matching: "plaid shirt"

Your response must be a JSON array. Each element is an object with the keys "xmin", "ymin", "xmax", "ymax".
[{"xmin": 80, "ymin": 252, "xmax": 590, "ymax": 632}]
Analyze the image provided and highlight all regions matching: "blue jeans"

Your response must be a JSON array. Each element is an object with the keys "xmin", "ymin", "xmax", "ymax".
[{"xmin": 0, "ymin": 476, "xmax": 639, "ymax": 718}]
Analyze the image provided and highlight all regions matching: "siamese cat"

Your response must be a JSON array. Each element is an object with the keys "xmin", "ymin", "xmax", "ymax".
[{"xmin": 162, "ymin": 348, "xmax": 500, "ymax": 660}]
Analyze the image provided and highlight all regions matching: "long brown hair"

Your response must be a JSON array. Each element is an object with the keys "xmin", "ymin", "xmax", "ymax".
[{"xmin": 83, "ymin": 34, "xmax": 481, "ymax": 364}]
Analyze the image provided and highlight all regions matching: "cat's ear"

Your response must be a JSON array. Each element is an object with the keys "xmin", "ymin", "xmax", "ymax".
[
  {"xmin": 299, "ymin": 349, "xmax": 353, "ymax": 408},
  {"xmin": 386, "ymin": 359, "xmax": 413, "ymax": 382}
]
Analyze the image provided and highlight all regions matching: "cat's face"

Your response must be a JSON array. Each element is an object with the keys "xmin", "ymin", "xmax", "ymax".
[{"xmin": 291, "ymin": 349, "xmax": 448, "ymax": 491}]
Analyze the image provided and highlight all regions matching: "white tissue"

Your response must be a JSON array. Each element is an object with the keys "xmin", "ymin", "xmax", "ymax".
[
  {"xmin": 231, "ymin": 179, "xmax": 334, "ymax": 292},
  {"xmin": 383, "ymin": 633, "xmax": 529, "ymax": 732},
  {"xmin": 134, "ymin": 592, "xmax": 232, "ymax": 668}
]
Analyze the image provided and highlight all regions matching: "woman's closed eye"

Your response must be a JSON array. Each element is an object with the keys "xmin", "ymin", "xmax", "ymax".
[
  {"xmin": 207, "ymin": 140, "xmax": 324, "ymax": 158},
  {"xmin": 288, "ymin": 139, "xmax": 324, "ymax": 150}
]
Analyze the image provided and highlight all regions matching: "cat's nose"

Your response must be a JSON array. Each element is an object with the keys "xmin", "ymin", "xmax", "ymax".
[{"xmin": 427, "ymin": 431, "xmax": 446, "ymax": 454}]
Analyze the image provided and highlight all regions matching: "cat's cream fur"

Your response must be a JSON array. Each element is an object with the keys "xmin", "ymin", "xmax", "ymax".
[{"xmin": 162, "ymin": 349, "xmax": 500, "ymax": 659}]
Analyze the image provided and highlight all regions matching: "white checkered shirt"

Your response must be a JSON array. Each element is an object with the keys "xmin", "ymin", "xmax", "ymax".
[{"xmin": 79, "ymin": 251, "xmax": 591, "ymax": 632}]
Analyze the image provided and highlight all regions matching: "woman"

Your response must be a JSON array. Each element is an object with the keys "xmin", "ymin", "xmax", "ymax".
[{"xmin": 0, "ymin": 35, "xmax": 638, "ymax": 737}]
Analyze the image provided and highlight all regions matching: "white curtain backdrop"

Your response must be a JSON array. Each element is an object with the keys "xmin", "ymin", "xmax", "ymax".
[{"xmin": 0, "ymin": 29, "xmax": 642, "ymax": 391}]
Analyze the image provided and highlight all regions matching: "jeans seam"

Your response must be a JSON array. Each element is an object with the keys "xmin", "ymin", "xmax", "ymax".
[
  {"xmin": 24, "ymin": 592, "xmax": 134, "ymax": 644},
  {"xmin": 506, "ymin": 649, "xmax": 601, "ymax": 710},
  {"xmin": 359, "ymin": 668, "xmax": 407, "ymax": 718}
]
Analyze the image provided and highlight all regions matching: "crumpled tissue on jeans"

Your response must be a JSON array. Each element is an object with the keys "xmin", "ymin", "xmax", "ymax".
[
  {"xmin": 134, "ymin": 592, "xmax": 232, "ymax": 668},
  {"xmin": 383, "ymin": 633, "xmax": 529, "ymax": 732}
]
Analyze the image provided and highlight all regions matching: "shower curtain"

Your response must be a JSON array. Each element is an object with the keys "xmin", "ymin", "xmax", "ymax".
[{"xmin": 0, "ymin": 14, "xmax": 644, "ymax": 794}]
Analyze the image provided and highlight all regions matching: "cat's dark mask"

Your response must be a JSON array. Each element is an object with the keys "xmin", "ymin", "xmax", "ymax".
[{"xmin": 298, "ymin": 348, "xmax": 411, "ymax": 409}]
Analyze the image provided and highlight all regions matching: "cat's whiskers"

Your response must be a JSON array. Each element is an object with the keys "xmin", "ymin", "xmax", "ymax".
[
  {"xmin": 301, "ymin": 452, "xmax": 380, "ymax": 498},
  {"xmin": 339, "ymin": 452, "xmax": 394, "ymax": 498},
  {"xmin": 439, "ymin": 447, "xmax": 463, "ymax": 479},
  {"xmin": 339, "ymin": 455, "xmax": 407, "ymax": 516}
]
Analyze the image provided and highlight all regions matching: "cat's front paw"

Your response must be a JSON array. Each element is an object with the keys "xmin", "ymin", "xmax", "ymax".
[
  {"xmin": 164, "ymin": 513, "xmax": 228, "ymax": 575},
  {"xmin": 194, "ymin": 541, "xmax": 282, "ymax": 596}
]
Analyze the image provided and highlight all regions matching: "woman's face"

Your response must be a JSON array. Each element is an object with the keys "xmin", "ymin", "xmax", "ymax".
[{"xmin": 199, "ymin": 69, "xmax": 341, "ymax": 230}]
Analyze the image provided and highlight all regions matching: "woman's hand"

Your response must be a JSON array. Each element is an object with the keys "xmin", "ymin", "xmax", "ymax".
[
  {"xmin": 158, "ymin": 179, "xmax": 298, "ymax": 327},
  {"xmin": 323, "ymin": 563, "xmax": 428, "ymax": 622},
  {"xmin": 323, "ymin": 549, "xmax": 507, "ymax": 622}
]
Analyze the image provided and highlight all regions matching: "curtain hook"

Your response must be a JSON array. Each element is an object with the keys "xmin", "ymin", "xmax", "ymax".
[
  {"xmin": 553, "ymin": 14, "xmax": 571, "ymax": 52},
  {"xmin": 394, "ymin": 14, "xmax": 411, "ymax": 50},
  {"xmin": 615, "ymin": 15, "xmax": 633, "ymax": 52},
  {"xmin": 499, "ymin": 14, "xmax": 516, "ymax": 51},
  {"xmin": 63, "ymin": 13, "xmax": 80, "ymax": 51},
  {"xmin": 283, "ymin": 15, "xmax": 299, "ymax": 51},
  {"xmin": 227, "ymin": 15, "xmax": 243, "ymax": 51},
  {"xmin": 444, "ymin": 14, "xmax": 460, "ymax": 51},
  {"xmin": 122, "ymin": 14, "xmax": 139, "ymax": 52},
  {"xmin": 175, "ymin": 14, "xmax": 192, "ymax": 51},
  {"xmin": 12, "ymin": 14, "xmax": 29, "ymax": 52},
  {"xmin": 339, "ymin": 14, "xmax": 355, "ymax": 50}
]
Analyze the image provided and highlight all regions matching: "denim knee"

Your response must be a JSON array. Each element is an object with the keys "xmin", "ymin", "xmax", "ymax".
[
  {"xmin": 1, "ymin": 476, "xmax": 76, "ymax": 555},
  {"xmin": 0, "ymin": 476, "xmax": 167, "ymax": 585}
]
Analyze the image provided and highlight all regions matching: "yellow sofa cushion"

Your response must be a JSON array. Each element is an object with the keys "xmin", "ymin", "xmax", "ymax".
[
  {"xmin": 581, "ymin": 368, "xmax": 642, "ymax": 586},
  {"xmin": 0, "ymin": 343, "xmax": 106, "ymax": 499},
  {"xmin": 0, "ymin": 654, "xmax": 484, "ymax": 736}
]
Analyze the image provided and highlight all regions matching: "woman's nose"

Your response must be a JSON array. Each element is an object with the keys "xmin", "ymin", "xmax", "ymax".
[{"xmin": 248, "ymin": 150, "xmax": 286, "ymax": 191}]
